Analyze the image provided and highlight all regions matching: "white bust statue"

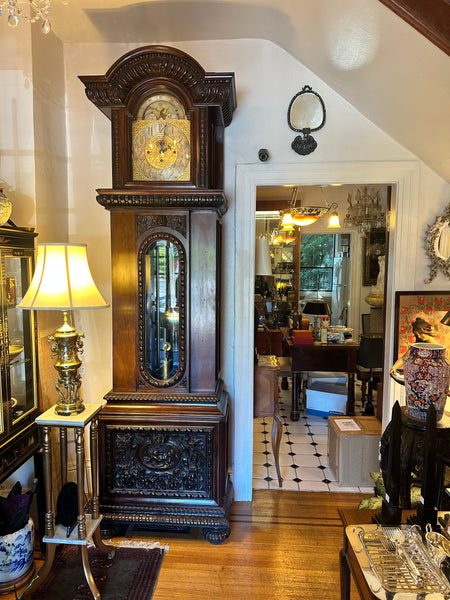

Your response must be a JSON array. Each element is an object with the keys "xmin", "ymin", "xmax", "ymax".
[{"xmin": 371, "ymin": 255, "xmax": 385, "ymax": 295}]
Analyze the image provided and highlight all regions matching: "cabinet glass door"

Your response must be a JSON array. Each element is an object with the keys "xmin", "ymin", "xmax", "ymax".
[{"xmin": 3, "ymin": 252, "xmax": 38, "ymax": 424}]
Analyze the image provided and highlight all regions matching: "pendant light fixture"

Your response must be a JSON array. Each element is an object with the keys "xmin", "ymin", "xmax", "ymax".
[{"xmin": 279, "ymin": 187, "xmax": 338, "ymax": 229}]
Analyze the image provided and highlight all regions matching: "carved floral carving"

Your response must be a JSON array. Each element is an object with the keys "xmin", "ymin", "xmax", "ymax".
[{"xmin": 106, "ymin": 426, "xmax": 213, "ymax": 499}]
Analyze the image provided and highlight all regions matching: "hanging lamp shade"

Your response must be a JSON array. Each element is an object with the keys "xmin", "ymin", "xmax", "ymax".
[{"xmin": 328, "ymin": 212, "xmax": 341, "ymax": 228}]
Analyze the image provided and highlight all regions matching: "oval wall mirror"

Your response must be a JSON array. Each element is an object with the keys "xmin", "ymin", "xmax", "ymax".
[
  {"xmin": 287, "ymin": 85, "xmax": 326, "ymax": 156},
  {"xmin": 424, "ymin": 202, "xmax": 450, "ymax": 283}
]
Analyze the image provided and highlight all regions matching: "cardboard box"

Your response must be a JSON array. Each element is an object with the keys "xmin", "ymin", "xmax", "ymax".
[
  {"xmin": 306, "ymin": 381, "xmax": 347, "ymax": 417},
  {"xmin": 328, "ymin": 416, "xmax": 381, "ymax": 487}
]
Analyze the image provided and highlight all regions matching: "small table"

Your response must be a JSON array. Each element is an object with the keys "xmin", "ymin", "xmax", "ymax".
[
  {"xmin": 254, "ymin": 356, "xmax": 283, "ymax": 487},
  {"xmin": 22, "ymin": 404, "xmax": 115, "ymax": 600},
  {"xmin": 338, "ymin": 508, "xmax": 415, "ymax": 600},
  {"xmin": 280, "ymin": 328, "xmax": 359, "ymax": 420}
]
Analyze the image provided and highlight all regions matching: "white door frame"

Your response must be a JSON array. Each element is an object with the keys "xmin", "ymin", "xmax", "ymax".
[{"xmin": 232, "ymin": 160, "xmax": 420, "ymax": 501}]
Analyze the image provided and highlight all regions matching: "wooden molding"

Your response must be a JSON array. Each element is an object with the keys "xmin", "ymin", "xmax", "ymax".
[{"xmin": 378, "ymin": 0, "xmax": 449, "ymax": 55}]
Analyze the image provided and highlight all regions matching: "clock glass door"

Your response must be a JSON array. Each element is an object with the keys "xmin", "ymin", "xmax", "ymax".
[{"xmin": 146, "ymin": 239, "xmax": 180, "ymax": 382}]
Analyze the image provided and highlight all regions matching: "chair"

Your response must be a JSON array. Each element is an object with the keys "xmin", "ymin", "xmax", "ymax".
[
  {"xmin": 356, "ymin": 334, "xmax": 383, "ymax": 415},
  {"xmin": 261, "ymin": 324, "xmax": 305, "ymax": 414},
  {"xmin": 361, "ymin": 313, "xmax": 371, "ymax": 334}
]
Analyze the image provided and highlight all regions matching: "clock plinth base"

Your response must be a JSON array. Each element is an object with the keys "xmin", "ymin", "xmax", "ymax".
[
  {"xmin": 100, "ymin": 476, "xmax": 232, "ymax": 544},
  {"xmin": 97, "ymin": 391, "xmax": 232, "ymax": 544}
]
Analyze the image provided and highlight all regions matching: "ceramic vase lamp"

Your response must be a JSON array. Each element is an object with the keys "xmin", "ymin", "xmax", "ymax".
[{"xmin": 391, "ymin": 342, "xmax": 450, "ymax": 421}]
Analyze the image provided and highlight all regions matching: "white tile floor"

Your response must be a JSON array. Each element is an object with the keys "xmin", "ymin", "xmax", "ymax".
[{"xmin": 252, "ymin": 378, "xmax": 376, "ymax": 494}]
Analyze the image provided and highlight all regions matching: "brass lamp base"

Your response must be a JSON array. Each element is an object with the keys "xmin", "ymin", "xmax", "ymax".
[{"xmin": 49, "ymin": 311, "xmax": 85, "ymax": 416}]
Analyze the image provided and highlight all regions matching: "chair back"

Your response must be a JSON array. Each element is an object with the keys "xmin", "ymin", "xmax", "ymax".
[
  {"xmin": 357, "ymin": 334, "xmax": 383, "ymax": 368},
  {"xmin": 361, "ymin": 313, "xmax": 371, "ymax": 334}
]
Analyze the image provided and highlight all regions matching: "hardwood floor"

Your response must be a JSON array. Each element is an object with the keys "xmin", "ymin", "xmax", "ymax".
[
  {"xmin": 150, "ymin": 490, "xmax": 367, "ymax": 600},
  {"xmin": 7, "ymin": 490, "xmax": 368, "ymax": 600}
]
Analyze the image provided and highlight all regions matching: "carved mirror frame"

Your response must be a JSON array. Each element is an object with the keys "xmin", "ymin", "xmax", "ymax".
[
  {"xmin": 424, "ymin": 202, "xmax": 450, "ymax": 283},
  {"xmin": 287, "ymin": 85, "xmax": 326, "ymax": 156}
]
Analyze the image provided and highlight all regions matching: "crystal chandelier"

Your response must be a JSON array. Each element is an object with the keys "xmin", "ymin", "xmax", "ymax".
[
  {"xmin": 343, "ymin": 186, "xmax": 385, "ymax": 233},
  {"xmin": 0, "ymin": 0, "xmax": 69, "ymax": 35}
]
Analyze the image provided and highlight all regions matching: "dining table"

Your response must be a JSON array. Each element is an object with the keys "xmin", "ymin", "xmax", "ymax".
[{"xmin": 280, "ymin": 327, "xmax": 360, "ymax": 420}]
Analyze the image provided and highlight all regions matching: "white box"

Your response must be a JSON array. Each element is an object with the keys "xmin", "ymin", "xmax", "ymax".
[
  {"xmin": 306, "ymin": 381, "xmax": 347, "ymax": 417},
  {"xmin": 328, "ymin": 416, "xmax": 381, "ymax": 487},
  {"xmin": 308, "ymin": 371, "xmax": 347, "ymax": 386}
]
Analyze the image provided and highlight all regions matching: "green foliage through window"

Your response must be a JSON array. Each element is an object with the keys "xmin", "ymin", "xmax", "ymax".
[{"xmin": 300, "ymin": 234, "xmax": 335, "ymax": 291}]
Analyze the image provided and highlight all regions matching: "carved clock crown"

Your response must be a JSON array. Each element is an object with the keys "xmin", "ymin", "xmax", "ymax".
[{"xmin": 80, "ymin": 45, "xmax": 236, "ymax": 191}]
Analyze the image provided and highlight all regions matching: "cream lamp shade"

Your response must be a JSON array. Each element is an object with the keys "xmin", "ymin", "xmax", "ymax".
[
  {"xmin": 19, "ymin": 243, "xmax": 109, "ymax": 310},
  {"xmin": 18, "ymin": 243, "xmax": 108, "ymax": 416}
]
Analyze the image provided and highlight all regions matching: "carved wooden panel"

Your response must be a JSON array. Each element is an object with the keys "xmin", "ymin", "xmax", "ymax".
[{"xmin": 104, "ymin": 424, "xmax": 214, "ymax": 500}]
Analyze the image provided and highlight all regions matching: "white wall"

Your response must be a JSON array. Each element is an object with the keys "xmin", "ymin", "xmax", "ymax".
[
  {"xmin": 0, "ymin": 25, "xmax": 36, "ymax": 225},
  {"xmin": 2, "ymin": 37, "xmax": 448, "ymax": 501},
  {"xmin": 61, "ymin": 40, "xmax": 449, "ymax": 501}
]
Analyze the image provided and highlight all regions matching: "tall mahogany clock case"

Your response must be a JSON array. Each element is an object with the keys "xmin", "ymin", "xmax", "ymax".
[{"xmin": 80, "ymin": 46, "xmax": 236, "ymax": 543}]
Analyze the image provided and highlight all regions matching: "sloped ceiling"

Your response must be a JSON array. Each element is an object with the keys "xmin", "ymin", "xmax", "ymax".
[{"xmin": 47, "ymin": 0, "xmax": 450, "ymax": 182}]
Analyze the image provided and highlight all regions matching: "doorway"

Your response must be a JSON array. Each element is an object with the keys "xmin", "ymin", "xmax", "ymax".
[{"xmin": 231, "ymin": 160, "xmax": 419, "ymax": 501}]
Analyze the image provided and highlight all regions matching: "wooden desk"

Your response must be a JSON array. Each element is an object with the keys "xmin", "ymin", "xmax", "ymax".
[
  {"xmin": 254, "ymin": 356, "xmax": 282, "ymax": 487},
  {"xmin": 280, "ymin": 328, "xmax": 359, "ymax": 420}
]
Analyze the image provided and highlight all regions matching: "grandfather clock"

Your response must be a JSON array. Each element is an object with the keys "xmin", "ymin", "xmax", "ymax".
[{"xmin": 80, "ymin": 46, "xmax": 236, "ymax": 543}]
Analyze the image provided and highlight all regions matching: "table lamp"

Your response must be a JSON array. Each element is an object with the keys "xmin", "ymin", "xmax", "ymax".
[
  {"xmin": 302, "ymin": 300, "xmax": 331, "ymax": 339},
  {"xmin": 18, "ymin": 243, "xmax": 109, "ymax": 416}
]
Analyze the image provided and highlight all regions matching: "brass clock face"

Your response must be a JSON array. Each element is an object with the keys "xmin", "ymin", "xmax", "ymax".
[{"xmin": 132, "ymin": 93, "xmax": 191, "ymax": 182}]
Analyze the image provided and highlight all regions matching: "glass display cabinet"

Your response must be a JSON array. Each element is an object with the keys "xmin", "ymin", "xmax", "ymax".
[{"xmin": 0, "ymin": 224, "xmax": 40, "ymax": 481}]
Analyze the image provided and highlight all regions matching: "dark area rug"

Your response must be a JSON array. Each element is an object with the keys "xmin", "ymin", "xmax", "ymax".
[{"xmin": 27, "ymin": 543, "xmax": 166, "ymax": 600}]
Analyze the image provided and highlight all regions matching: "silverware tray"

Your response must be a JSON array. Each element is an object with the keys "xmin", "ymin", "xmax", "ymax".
[{"xmin": 348, "ymin": 524, "xmax": 450, "ymax": 596}]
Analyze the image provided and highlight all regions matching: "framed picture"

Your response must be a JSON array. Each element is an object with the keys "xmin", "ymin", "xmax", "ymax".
[
  {"xmin": 362, "ymin": 229, "xmax": 386, "ymax": 286},
  {"xmin": 393, "ymin": 291, "xmax": 450, "ymax": 360}
]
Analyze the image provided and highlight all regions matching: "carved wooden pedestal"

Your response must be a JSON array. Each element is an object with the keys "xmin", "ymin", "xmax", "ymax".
[{"xmin": 98, "ymin": 389, "xmax": 231, "ymax": 544}]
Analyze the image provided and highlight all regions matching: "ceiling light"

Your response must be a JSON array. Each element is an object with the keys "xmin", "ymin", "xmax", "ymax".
[
  {"xmin": 0, "ymin": 0, "xmax": 69, "ymax": 35},
  {"xmin": 328, "ymin": 212, "xmax": 341, "ymax": 228}
]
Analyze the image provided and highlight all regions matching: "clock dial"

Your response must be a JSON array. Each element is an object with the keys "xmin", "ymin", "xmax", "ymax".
[
  {"xmin": 132, "ymin": 119, "xmax": 191, "ymax": 181},
  {"xmin": 136, "ymin": 94, "xmax": 186, "ymax": 121}
]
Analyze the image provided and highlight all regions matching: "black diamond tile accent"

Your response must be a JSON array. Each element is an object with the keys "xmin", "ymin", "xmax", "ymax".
[
  {"xmin": 293, "ymin": 478, "xmax": 302, "ymax": 483},
  {"xmin": 307, "ymin": 432, "xmax": 314, "ymax": 437},
  {"xmin": 314, "ymin": 453, "xmax": 322, "ymax": 457},
  {"xmin": 263, "ymin": 463, "xmax": 272, "ymax": 468},
  {"xmin": 284, "ymin": 430, "xmax": 291, "ymax": 435},
  {"xmin": 310, "ymin": 442, "xmax": 318, "ymax": 446},
  {"xmin": 291, "ymin": 464, "xmax": 299, "ymax": 469},
  {"xmin": 286, "ymin": 440, "xmax": 293, "ymax": 445},
  {"xmin": 264, "ymin": 476, "xmax": 273, "ymax": 482},
  {"xmin": 288, "ymin": 452, "xmax": 296, "ymax": 456},
  {"xmin": 322, "ymin": 479, "xmax": 331, "ymax": 484},
  {"xmin": 262, "ymin": 430, "xmax": 269, "ymax": 435},
  {"xmin": 318, "ymin": 465, "xmax": 326, "ymax": 470},
  {"xmin": 263, "ymin": 451, "xmax": 270, "ymax": 456},
  {"xmin": 262, "ymin": 440, "xmax": 269, "ymax": 445}
]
